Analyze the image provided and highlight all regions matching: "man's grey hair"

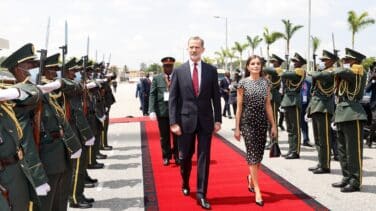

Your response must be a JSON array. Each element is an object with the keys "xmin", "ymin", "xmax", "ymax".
[{"xmin": 188, "ymin": 36, "xmax": 204, "ymax": 47}]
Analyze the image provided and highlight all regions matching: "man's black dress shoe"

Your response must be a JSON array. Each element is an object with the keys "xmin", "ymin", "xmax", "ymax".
[
  {"xmin": 340, "ymin": 184, "xmax": 360, "ymax": 192},
  {"xmin": 308, "ymin": 165, "xmax": 318, "ymax": 171},
  {"xmin": 302, "ymin": 142, "xmax": 313, "ymax": 147},
  {"xmin": 84, "ymin": 182, "xmax": 95, "ymax": 188},
  {"xmin": 197, "ymin": 198, "xmax": 211, "ymax": 210},
  {"xmin": 69, "ymin": 201, "xmax": 92, "ymax": 208},
  {"xmin": 282, "ymin": 152, "xmax": 291, "ymax": 157},
  {"xmin": 85, "ymin": 176, "xmax": 98, "ymax": 184},
  {"xmin": 163, "ymin": 159, "xmax": 170, "ymax": 166},
  {"xmin": 285, "ymin": 152, "xmax": 299, "ymax": 159},
  {"xmin": 175, "ymin": 159, "xmax": 181, "ymax": 166},
  {"xmin": 101, "ymin": 145, "xmax": 113, "ymax": 150},
  {"xmin": 96, "ymin": 153, "xmax": 107, "ymax": 159},
  {"xmin": 83, "ymin": 195, "xmax": 95, "ymax": 203},
  {"xmin": 278, "ymin": 125, "xmax": 285, "ymax": 131},
  {"xmin": 333, "ymin": 155, "xmax": 340, "ymax": 161},
  {"xmin": 332, "ymin": 181, "xmax": 347, "ymax": 188},
  {"xmin": 182, "ymin": 187, "xmax": 190, "ymax": 196},
  {"xmin": 313, "ymin": 168, "xmax": 330, "ymax": 174},
  {"xmin": 87, "ymin": 163, "xmax": 104, "ymax": 169}
]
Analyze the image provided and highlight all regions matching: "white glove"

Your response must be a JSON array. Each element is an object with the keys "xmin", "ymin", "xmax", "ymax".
[
  {"xmin": 0, "ymin": 88, "xmax": 20, "ymax": 101},
  {"xmin": 86, "ymin": 81, "xmax": 97, "ymax": 89},
  {"xmin": 37, "ymin": 80, "xmax": 62, "ymax": 94},
  {"xmin": 70, "ymin": 148, "xmax": 82, "ymax": 159},
  {"xmin": 35, "ymin": 183, "xmax": 51, "ymax": 196},
  {"xmin": 149, "ymin": 112, "xmax": 157, "ymax": 121},
  {"xmin": 304, "ymin": 113, "xmax": 311, "ymax": 122},
  {"xmin": 331, "ymin": 122, "xmax": 337, "ymax": 131},
  {"xmin": 279, "ymin": 107, "xmax": 285, "ymax": 113},
  {"xmin": 85, "ymin": 137, "xmax": 95, "ymax": 146},
  {"xmin": 98, "ymin": 115, "xmax": 106, "ymax": 124}
]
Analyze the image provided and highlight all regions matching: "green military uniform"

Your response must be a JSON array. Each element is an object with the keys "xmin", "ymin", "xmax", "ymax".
[
  {"xmin": 0, "ymin": 71, "xmax": 31, "ymax": 211},
  {"xmin": 0, "ymin": 192, "xmax": 10, "ymax": 211},
  {"xmin": 149, "ymin": 57, "xmax": 178, "ymax": 165},
  {"xmin": 306, "ymin": 50, "xmax": 336, "ymax": 173},
  {"xmin": 332, "ymin": 48, "xmax": 367, "ymax": 192},
  {"xmin": 1, "ymin": 43, "xmax": 50, "ymax": 209},
  {"xmin": 38, "ymin": 54, "xmax": 82, "ymax": 211},
  {"xmin": 62, "ymin": 58, "xmax": 94, "ymax": 208},
  {"xmin": 280, "ymin": 53, "xmax": 306, "ymax": 159},
  {"xmin": 264, "ymin": 54, "xmax": 284, "ymax": 144}
]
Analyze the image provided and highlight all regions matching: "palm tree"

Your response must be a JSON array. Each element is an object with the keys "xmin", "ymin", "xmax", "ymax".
[
  {"xmin": 224, "ymin": 48, "xmax": 236, "ymax": 71},
  {"xmin": 311, "ymin": 36, "xmax": 320, "ymax": 71},
  {"xmin": 347, "ymin": 10, "xmax": 375, "ymax": 49},
  {"xmin": 281, "ymin": 19, "xmax": 304, "ymax": 56},
  {"xmin": 214, "ymin": 51, "xmax": 225, "ymax": 69},
  {"xmin": 203, "ymin": 56, "xmax": 215, "ymax": 65},
  {"xmin": 246, "ymin": 35, "xmax": 263, "ymax": 56},
  {"xmin": 232, "ymin": 41, "xmax": 248, "ymax": 69},
  {"xmin": 263, "ymin": 27, "xmax": 284, "ymax": 62}
]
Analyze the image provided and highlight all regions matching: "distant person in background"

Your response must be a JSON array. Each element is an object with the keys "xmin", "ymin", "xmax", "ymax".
[
  {"xmin": 136, "ymin": 79, "xmax": 143, "ymax": 111},
  {"xmin": 228, "ymin": 70, "xmax": 241, "ymax": 116},
  {"xmin": 301, "ymin": 77, "xmax": 313, "ymax": 147},
  {"xmin": 365, "ymin": 62, "xmax": 376, "ymax": 148},
  {"xmin": 220, "ymin": 71, "xmax": 232, "ymax": 118},
  {"xmin": 140, "ymin": 73, "xmax": 151, "ymax": 115},
  {"xmin": 149, "ymin": 57, "xmax": 179, "ymax": 166}
]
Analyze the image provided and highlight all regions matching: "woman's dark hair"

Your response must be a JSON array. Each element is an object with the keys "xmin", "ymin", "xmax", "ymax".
[{"xmin": 244, "ymin": 55, "xmax": 264, "ymax": 77}]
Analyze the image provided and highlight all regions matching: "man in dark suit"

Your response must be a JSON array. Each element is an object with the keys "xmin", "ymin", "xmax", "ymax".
[
  {"xmin": 169, "ymin": 36, "xmax": 222, "ymax": 210},
  {"xmin": 365, "ymin": 62, "xmax": 376, "ymax": 148},
  {"xmin": 219, "ymin": 71, "xmax": 232, "ymax": 118},
  {"xmin": 141, "ymin": 73, "xmax": 151, "ymax": 116},
  {"xmin": 149, "ymin": 57, "xmax": 179, "ymax": 166}
]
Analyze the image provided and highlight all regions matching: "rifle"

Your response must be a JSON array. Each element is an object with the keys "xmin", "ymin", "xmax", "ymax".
[
  {"xmin": 33, "ymin": 17, "xmax": 50, "ymax": 150},
  {"xmin": 59, "ymin": 21, "xmax": 68, "ymax": 78},
  {"xmin": 82, "ymin": 36, "xmax": 89, "ymax": 116},
  {"xmin": 332, "ymin": 33, "xmax": 340, "ymax": 67}
]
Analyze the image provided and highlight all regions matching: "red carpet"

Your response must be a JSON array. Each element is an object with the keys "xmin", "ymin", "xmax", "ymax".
[
  {"xmin": 109, "ymin": 116, "xmax": 151, "ymax": 124},
  {"xmin": 141, "ymin": 120, "xmax": 328, "ymax": 211}
]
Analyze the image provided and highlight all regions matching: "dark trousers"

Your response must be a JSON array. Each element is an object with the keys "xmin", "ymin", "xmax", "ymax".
[
  {"xmin": 285, "ymin": 106, "xmax": 301, "ymax": 154},
  {"xmin": 270, "ymin": 101, "xmax": 280, "ymax": 143},
  {"xmin": 70, "ymin": 146, "xmax": 88, "ymax": 204},
  {"xmin": 40, "ymin": 172, "xmax": 66, "ymax": 211},
  {"xmin": 103, "ymin": 109, "xmax": 111, "ymax": 147},
  {"xmin": 231, "ymin": 103, "xmax": 237, "ymax": 116},
  {"xmin": 301, "ymin": 103, "xmax": 309, "ymax": 142},
  {"xmin": 278, "ymin": 110, "xmax": 285, "ymax": 127},
  {"xmin": 142, "ymin": 94, "xmax": 149, "ymax": 115},
  {"xmin": 331, "ymin": 126, "xmax": 339, "ymax": 157},
  {"xmin": 336, "ymin": 120, "xmax": 364, "ymax": 188},
  {"xmin": 157, "ymin": 117, "xmax": 178, "ymax": 160},
  {"xmin": 222, "ymin": 95, "xmax": 231, "ymax": 117},
  {"xmin": 178, "ymin": 128, "xmax": 212, "ymax": 198},
  {"xmin": 53, "ymin": 166, "xmax": 71, "ymax": 211},
  {"xmin": 311, "ymin": 113, "xmax": 332, "ymax": 169}
]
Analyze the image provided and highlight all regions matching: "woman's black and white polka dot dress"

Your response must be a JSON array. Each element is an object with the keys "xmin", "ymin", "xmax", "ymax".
[{"xmin": 239, "ymin": 77, "xmax": 269, "ymax": 165}]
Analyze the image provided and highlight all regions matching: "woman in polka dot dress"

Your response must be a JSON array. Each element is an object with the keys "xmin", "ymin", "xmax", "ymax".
[{"xmin": 234, "ymin": 55, "xmax": 277, "ymax": 206}]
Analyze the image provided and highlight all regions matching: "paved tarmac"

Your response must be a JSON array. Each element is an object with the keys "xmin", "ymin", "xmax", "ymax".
[{"xmin": 69, "ymin": 81, "xmax": 376, "ymax": 211}]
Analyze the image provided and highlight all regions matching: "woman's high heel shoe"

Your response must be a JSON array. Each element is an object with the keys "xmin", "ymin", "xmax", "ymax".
[
  {"xmin": 246, "ymin": 175, "xmax": 255, "ymax": 193},
  {"xmin": 255, "ymin": 200, "xmax": 264, "ymax": 207}
]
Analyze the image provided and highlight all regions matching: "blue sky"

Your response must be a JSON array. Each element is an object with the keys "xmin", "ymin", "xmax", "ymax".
[{"xmin": 0, "ymin": 0, "xmax": 375, "ymax": 70}]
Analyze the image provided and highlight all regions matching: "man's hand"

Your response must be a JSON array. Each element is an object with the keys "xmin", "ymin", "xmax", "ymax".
[
  {"xmin": 170, "ymin": 124, "xmax": 182, "ymax": 136},
  {"xmin": 70, "ymin": 148, "xmax": 82, "ymax": 159},
  {"xmin": 85, "ymin": 137, "xmax": 95, "ymax": 146},
  {"xmin": 214, "ymin": 122, "xmax": 221, "ymax": 133},
  {"xmin": 149, "ymin": 112, "xmax": 157, "ymax": 121}
]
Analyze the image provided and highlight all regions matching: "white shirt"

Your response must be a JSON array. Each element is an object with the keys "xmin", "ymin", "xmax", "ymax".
[{"xmin": 189, "ymin": 60, "xmax": 202, "ymax": 90}]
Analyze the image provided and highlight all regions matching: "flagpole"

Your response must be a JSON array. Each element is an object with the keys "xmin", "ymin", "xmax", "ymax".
[{"xmin": 307, "ymin": 0, "xmax": 311, "ymax": 72}]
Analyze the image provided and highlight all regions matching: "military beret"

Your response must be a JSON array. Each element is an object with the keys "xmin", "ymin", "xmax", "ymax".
[
  {"xmin": 291, "ymin": 52, "xmax": 306, "ymax": 65},
  {"xmin": 320, "ymin": 50, "xmax": 338, "ymax": 61},
  {"xmin": 45, "ymin": 53, "xmax": 61, "ymax": 68},
  {"xmin": 161, "ymin": 57, "xmax": 175, "ymax": 65},
  {"xmin": 343, "ymin": 48, "xmax": 366, "ymax": 62},
  {"xmin": 0, "ymin": 43, "xmax": 37, "ymax": 69},
  {"xmin": 269, "ymin": 54, "xmax": 284, "ymax": 64}
]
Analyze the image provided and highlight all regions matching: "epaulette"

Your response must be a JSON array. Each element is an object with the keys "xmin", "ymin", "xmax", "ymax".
[
  {"xmin": 295, "ymin": 68, "xmax": 305, "ymax": 77},
  {"xmin": 351, "ymin": 64, "xmax": 364, "ymax": 76},
  {"xmin": 275, "ymin": 67, "xmax": 283, "ymax": 75}
]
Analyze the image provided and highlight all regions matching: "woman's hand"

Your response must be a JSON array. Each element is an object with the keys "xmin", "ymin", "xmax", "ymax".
[
  {"xmin": 234, "ymin": 128, "xmax": 241, "ymax": 141},
  {"xmin": 270, "ymin": 125, "xmax": 277, "ymax": 139}
]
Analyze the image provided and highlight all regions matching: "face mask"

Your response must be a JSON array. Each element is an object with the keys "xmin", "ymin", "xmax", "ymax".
[
  {"xmin": 56, "ymin": 71, "xmax": 62, "ymax": 79},
  {"xmin": 28, "ymin": 67, "xmax": 39, "ymax": 84},
  {"xmin": 74, "ymin": 72, "xmax": 82, "ymax": 82},
  {"xmin": 343, "ymin": 63, "xmax": 351, "ymax": 69},
  {"xmin": 318, "ymin": 61, "xmax": 325, "ymax": 70}
]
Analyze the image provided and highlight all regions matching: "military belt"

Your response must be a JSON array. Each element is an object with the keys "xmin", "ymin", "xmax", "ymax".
[
  {"xmin": 49, "ymin": 131, "xmax": 64, "ymax": 139},
  {"xmin": 0, "ymin": 154, "xmax": 20, "ymax": 171}
]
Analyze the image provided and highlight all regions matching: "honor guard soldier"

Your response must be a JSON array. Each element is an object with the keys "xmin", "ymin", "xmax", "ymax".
[
  {"xmin": 149, "ymin": 57, "xmax": 179, "ymax": 166},
  {"xmin": 331, "ymin": 48, "xmax": 367, "ymax": 192},
  {"xmin": 37, "ymin": 53, "xmax": 83, "ymax": 210},
  {"xmin": 280, "ymin": 53, "xmax": 306, "ymax": 159},
  {"xmin": 1, "ymin": 43, "xmax": 51, "ymax": 209},
  {"xmin": 62, "ymin": 58, "xmax": 96, "ymax": 208},
  {"xmin": 306, "ymin": 50, "xmax": 337, "ymax": 174},
  {"xmin": 101, "ymin": 65, "xmax": 116, "ymax": 151},
  {"xmin": 0, "ymin": 70, "xmax": 32, "ymax": 211},
  {"xmin": 264, "ymin": 54, "xmax": 284, "ymax": 148}
]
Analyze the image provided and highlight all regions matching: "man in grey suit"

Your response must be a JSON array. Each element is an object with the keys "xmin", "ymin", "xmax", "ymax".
[{"xmin": 169, "ymin": 36, "xmax": 222, "ymax": 210}]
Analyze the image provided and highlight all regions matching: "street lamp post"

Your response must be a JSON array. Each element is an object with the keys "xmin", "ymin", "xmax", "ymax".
[{"xmin": 214, "ymin": 16, "xmax": 228, "ymax": 70}]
